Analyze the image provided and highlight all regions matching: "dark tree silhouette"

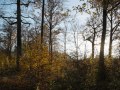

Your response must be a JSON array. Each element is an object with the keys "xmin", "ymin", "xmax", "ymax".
[
  {"xmin": 48, "ymin": 0, "xmax": 53, "ymax": 63},
  {"xmin": 41, "ymin": 0, "xmax": 45, "ymax": 44},
  {"xmin": 97, "ymin": 0, "xmax": 107, "ymax": 89},
  {"xmin": 98, "ymin": 1, "xmax": 120, "ymax": 84},
  {"xmin": 108, "ymin": 10, "xmax": 120, "ymax": 59},
  {"xmin": 83, "ymin": 16, "xmax": 101, "ymax": 60},
  {"xmin": 16, "ymin": 0, "xmax": 22, "ymax": 71}
]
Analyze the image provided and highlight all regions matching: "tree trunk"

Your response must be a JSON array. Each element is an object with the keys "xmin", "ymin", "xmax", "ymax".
[
  {"xmin": 84, "ymin": 42, "xmax": 87, "ymax": 60},
  {"xmin": 64, "ymin": 30, "xmax": 67, "ymax": 59},
  {"xmin": 49, "ymin": 4, "xmax": 53, "ymax": 63},
  {"xmin": 64, "ymin": 33, "xmax": 66, "ymax": 54},
  {"xmin": 7, "ymin": 33, "xmax": 12, "ymax": 61},
  {"xmin": 41, "ymin": 0, "xmax": 45, "ymax": 44},
  {"xmin": 63, "ymin": 22, "xmax": 67, "ymax": 59},
  {"xmin": 92, "ymin": 42, "xmax": 94, "ymax": 60},
  {"xmin": 108, "ymin": 11, "xmax": 113, "ymax": 59},
  {"xmin": 92, "ymin": 28, "xmax": 96, "ymax": 60},
  {"xmin": 119, "ymin": 42, "xmax": 120, "ymax": 60},
  {"xmin": 16, "ymin": 0, "xmax": 21, "ymax": 71},
  {"xmin": 97, "ymin": 0, "xmax": 107, "ymax": 89}
]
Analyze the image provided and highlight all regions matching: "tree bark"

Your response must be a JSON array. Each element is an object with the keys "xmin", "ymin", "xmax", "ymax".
[
  {"xmin": 97, "ymin": 0, "xmax": 107, "ymax": 89},
  {"xmin": 64, "ymin": 23, "xmax": 67, "ymax": 55},
  {"xmin": 49, "ymin": 1, "xmax": 53, "ymax": 63},
  {"xmin": 16, "ymin": 0, "xmax": 21, "ymax": 71},
  {"xmin": 92, "ymin": 28, "xmax": 96, "ymax": 60},
  {"xmin": 41, "ymin": 0, "xmax": 45, "ymax": 44},
  {"xmin": 49, "ymin": 20, "xmax": 53, "ymax": 63},
  {"xmin": 108, "ymin": 11, "xmax": 113, "ymax": 59}
]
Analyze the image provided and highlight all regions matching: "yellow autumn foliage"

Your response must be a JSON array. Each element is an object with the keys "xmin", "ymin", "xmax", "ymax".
[{"xmin": 21, "ymin": 36, "xmax": 49, "ymax": 71}]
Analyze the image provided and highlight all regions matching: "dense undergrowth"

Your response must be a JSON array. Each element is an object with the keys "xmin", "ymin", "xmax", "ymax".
[{"xmin": 0, "ymin": 55, "xmax": 120, "ymax": 90}]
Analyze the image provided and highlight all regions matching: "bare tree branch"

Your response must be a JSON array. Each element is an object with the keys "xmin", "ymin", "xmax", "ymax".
[{"xmin": 107, "ymin": 1, "xmax": 120, "ymax": 13}]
